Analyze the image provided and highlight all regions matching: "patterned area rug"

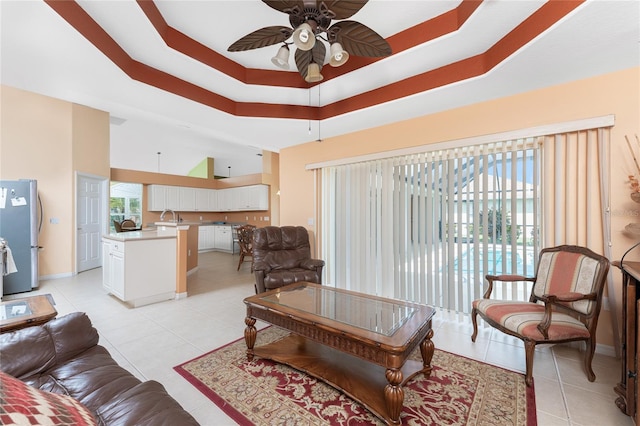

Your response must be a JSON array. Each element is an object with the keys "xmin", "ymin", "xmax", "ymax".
[{"xmin": 175, "ymin": 327, "xmax": 536, "ymax": 425}]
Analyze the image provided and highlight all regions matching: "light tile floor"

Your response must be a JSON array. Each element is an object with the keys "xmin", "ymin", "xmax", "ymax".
[{"xmin": 5, "ymin": 251, "xmax": 632, "ymax": 426}]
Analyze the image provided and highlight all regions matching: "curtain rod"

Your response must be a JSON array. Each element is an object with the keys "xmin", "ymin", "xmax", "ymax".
[{"xmin": 306, "ymin": 115, "xmax": 615, "ymax": 170}]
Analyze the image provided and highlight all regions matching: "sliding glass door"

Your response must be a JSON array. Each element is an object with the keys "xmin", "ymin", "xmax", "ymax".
[{"xmin": 321, "ymin": 138, "xmax": 540, "ymax": 313}]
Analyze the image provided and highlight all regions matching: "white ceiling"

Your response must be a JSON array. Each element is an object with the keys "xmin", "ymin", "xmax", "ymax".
[{"xmin": 1, "ymin": 1, "xmax": 638, "ymax": 177}]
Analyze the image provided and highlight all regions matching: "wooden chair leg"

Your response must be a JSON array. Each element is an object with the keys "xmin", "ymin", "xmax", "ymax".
[
  {"xmin": 524, "ymin": 340, "xmax": 536, "ymax": 386},
  {"xmin": 237, "ymin": 253, "xmax": 244, "ymax": 271},
  {"xmin": 584, "ymin": 337, "xmax": 597, "ymax": 382},
  {"xmin": 471, "ymin": 308, "xmax": 479, "ymax": 342}
]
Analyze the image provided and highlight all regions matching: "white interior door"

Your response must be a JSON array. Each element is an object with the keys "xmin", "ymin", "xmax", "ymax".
[{"xmin": 77, "ymin": 174, "xmax": 106, "ymax": 272}]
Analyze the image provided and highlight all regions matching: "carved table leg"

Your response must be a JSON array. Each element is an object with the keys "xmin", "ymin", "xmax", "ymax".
[
  {"xmin": 384, "ymin": 368, "xmax": 404, "ymax": 425},
  {"xmin": 420, "ymin": 328, "xmax": 435, "ymax": 378},
  {"xmin": 244, "ymin": 316, "xmax": 256, "ymax": 361}
]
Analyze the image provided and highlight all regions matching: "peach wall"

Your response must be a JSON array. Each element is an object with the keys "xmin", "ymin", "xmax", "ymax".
[
  {"xmin": 1, "ymin": 85, "xmax": 110, "ymax": 278},
  {"xmin": 72, "ymin": 104, "xmax": 110, "ymax": 176},
  {"xmin": 279, "ymin": 67, "xmax": 640, "ymax": 349}
]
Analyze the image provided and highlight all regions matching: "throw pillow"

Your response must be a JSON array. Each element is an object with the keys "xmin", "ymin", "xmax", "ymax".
[{"xmin": 0, "ymin": 371, "xmax": 97, "ymax": 426}]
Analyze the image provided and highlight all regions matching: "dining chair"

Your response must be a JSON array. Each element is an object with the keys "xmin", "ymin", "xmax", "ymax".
[
  {"xmin": 120, "ymin": 219, "xmax": 139, "ymax": 231},
  {"xmin": 236, "ymin": 225, "xmax": 256, "ymax": 271}
]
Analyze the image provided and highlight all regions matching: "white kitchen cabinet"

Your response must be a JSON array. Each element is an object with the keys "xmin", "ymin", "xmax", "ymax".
[
  {"xmin": 102, "ymin": 240, "xmax": 112, "ymax": 291},
  {"xmin": 198, "ymin": 225, "xmax": 215, "ymax": 251},
  {"xmin": 148, "ymin": 184, "xmax": 268, "ymax": 212},
  {"xmin": 179, "ymin": 187, "xmax": 196, "ymax": 211},
  {"xmin": 236, "ymin": 185, "xmax": 269, "ymax": 211},
  {"xmin": 102, "ymin": 239, "xmax": 124, "ymax": 299},
  {"xmin": 215, "ymin": 185, "xmax": 268, "ymax": 211},
  {"xmin": 111, "ymin": 247, "xmax": 125, "ymax": 300},
  {"xmin": 148, "ymin": 184, "xmax": 181, "ymax": 211},
  {"xmin": 208, "ymin": 189, "xmax": 219, "ymax": 211},
  {"xmin": 196, "ymin": 188, "xmax": 218, "ymax": 211},
  {"xmin": 195, "ymin": 188, "xmax": 211, "ymax": 211},
  {"xmin": 102, "ymin": 235, "xmax": 176, "ymax": 307},
  {"xmin": 217, "ymin": 188, "xmax": 233, "ymax": 211},
  {"xmin": 165, "ymin": 186, "xmax": 180, "ymax": 210},
  {"xmin": 233, "ymin": 186, "xmax": 250, "ymax": 210},
  {"xmin": 214, "ymin": 225, "xmax": 233, "ymax": 251},
  {"xmin": 148, "ymin": 185, "xmax": 166, "ymax": 211}
]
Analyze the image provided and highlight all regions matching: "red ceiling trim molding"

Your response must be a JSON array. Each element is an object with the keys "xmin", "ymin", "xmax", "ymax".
[
  {"xmin": 43, "ymin": 0, "xmax": 316, "ymax": 119},
  {"xmin": 137, "ymin": 0, "xmax": 482, "ymax": 88},
  {"xmin": 319, "ymin": 0, "xmax": 585, "ymax": 119},
  {"xmin": 484, "ymin": 0, "xmax": 583, "ymax": 67},
  {"xmin": 44, "ymin": 0, "xmax": 583, "ymax": 121},
  {"xmin": 386, "ymin": 0, "xmax": 481, "ymax": 56},
  {"xmin": 137, "ymin": 0, "xmax": 307, "ymax": 89}
]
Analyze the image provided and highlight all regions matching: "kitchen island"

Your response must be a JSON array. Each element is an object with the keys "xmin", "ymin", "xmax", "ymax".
[{"xmin": 102, "ymin": 228, "xmax": 177, "ymax": 307}]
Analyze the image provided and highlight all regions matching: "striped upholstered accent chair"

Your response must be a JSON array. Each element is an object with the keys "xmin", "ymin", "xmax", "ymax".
[{"xmin": 471, "ymin": 245, "xmax": 609, "ymax": 386}]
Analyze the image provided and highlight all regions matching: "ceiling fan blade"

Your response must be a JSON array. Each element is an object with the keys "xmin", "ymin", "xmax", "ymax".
[
  {"xmin": 328, "ymin": 20, "xmax": 391, "ymax": 57},
  {"xmin": 294, "ymin": 42, "xmax": 326, "ymax": 78},
  {"xmin": 228, "ymin": 26, "xmax": 292, "ymax": 52},
  {"xmin": 320, "ymin": 0, "xmax": 368, "ymax": 20},
  {"xmin": 262, "ymin": 1, "xmax": 305, "ymax": 14},
  {"xmin": 311, "ymin": 41, "xmax": 327, "ymax": 66}
]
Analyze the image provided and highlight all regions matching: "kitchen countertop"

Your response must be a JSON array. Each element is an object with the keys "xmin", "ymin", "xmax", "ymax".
[
  {"xmin": 103, "ymin": 229, "xmax": 177, "ymax": 242},
  {"xmin": 152, "ymin": 221, "xmax": 246, "ymax": 227}
]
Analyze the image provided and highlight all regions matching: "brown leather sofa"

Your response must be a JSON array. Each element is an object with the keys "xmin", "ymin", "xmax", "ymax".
[
  {"xmin": 253, "ymin": 225, "xmax": 325, "ymax": 293},
  {"xmin": 0, "ymin": 312, "xmax": 199, "ymax": 425}
]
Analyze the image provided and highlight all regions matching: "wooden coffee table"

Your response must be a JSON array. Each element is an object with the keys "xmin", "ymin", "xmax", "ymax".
[
  {"xmin": 0, "ymin": 294, "xmax": 57, "ymax": 333},
  {"xmin": 244, "ymin": 282, "xmax": 436, "ymax": 425}
]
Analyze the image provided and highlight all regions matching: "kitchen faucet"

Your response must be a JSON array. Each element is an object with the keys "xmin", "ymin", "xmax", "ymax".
[{"xmin": 160, "ymin": 209, "xmax": 176, "ymax": 222}]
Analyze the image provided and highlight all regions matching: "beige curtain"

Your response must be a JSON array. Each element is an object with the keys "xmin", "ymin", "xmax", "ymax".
[
  {"xmin": 541, "ymin": 129, "xmax": 607, "ymax": 248},
  {"xmin": 540, "ymin": 127, "xmax": 617, "ymax": 350}
]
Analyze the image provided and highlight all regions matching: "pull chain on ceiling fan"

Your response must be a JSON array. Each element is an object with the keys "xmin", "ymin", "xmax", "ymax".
[{"xmin": 227, "ymin": 0, "xmax": 392, "ymax": 83}]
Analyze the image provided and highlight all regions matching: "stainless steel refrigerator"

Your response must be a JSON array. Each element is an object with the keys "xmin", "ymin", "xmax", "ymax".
[{"xmin": 0, "ymin": 179, "xmax": 42, "ymax": 295}]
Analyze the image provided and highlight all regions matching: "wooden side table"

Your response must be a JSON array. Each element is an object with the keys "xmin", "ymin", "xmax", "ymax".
[
  {"xmin": 0, "ymin": 294, "xmax": 57, "ymax": 333},
  {"xmin": 612, "ymin": 260, "xmax": 640, "ymax": 421}
]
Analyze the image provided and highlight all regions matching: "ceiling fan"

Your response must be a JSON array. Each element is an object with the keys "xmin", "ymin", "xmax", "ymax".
[{"xmin": 227, "ymin": 0, "xmax": 392, "ymax": 83}]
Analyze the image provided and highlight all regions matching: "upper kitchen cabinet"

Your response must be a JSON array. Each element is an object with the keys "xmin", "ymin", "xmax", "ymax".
[
  {"xmin": 195, "ymin": 188, "xmax": 218, "ymax": 211},
  {"xmin": 179, "ymin": 187, "xmax": 196, "ymax": 211},
  {"xmin": 148, "ymin": 184, "xmax": 268, "ymax": 212},
  {"xmin": 235, "ymin": 185, "xmax": 269, "ymax": 211},
  {"xmin": 165, "ymin": 186, "xmax": 180, "ymax": 210},
  {"xmin": 195, "ymin": 188, "xmax": 210, "ymax": 211},
  {"xmin": 148, "ymin": 184, "xmax": 179, "ymax": 211},
  {"xmin": 217, "ymin": 188, "xmax": 233, "ymax": 211}
]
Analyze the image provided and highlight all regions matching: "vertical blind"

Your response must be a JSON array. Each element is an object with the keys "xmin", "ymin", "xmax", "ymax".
[{"xmin": 322, "ymin": 138, "xmax": 540, "ymax": 313}]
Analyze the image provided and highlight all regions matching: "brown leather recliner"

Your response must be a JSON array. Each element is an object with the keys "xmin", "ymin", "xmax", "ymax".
[{"xmin": 253, "ymin": 226, "xmax": 325, "ymax": 293}]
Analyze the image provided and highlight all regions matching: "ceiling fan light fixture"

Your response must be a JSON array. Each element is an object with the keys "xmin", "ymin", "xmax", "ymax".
[
  {"xmin": 329, "ymin": 42, "xmax": 349, "ymax": 67},
  {"xmin": 305, "ymin": 62, "xmax": 323, "ymax": 83},
  {"xmin": 228, "ymin": 2, "xmax": 391, "ymax": 83},
  {"xmin": 293, "ymin": 22, "xmax": 316, "ymax": 51},
  {"xmin": 271, "ymin": 45, "xmax": 290, "ymax": 69}
]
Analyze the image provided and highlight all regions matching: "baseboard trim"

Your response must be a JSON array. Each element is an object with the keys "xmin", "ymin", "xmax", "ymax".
[{"xmin": 39, "ymin": 272, "xmax": 75, "ymax": 281}]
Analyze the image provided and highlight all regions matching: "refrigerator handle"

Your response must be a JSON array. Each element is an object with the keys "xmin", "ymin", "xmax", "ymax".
[{"xmin": 38, "ymin": 194, "xmax": 44, "ymax": 234}]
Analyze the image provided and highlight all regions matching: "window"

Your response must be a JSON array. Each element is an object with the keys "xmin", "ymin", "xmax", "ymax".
[
  {"xmin": 110, "ymin": 182, "xmax": 142, "ymax": 230},
  {"xmin": 321, "ymin": 139, "xmax": 540, "ymax": 314}
]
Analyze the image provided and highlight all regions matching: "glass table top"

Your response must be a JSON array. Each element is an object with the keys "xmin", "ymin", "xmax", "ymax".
[
  {"xmin": 0, "ymin": 300, "xmax": 32, "ymax": 320},
  {"xmin": 259, "ymin": 283, "xmax": 416, "ymax": 336}
]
